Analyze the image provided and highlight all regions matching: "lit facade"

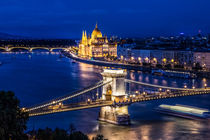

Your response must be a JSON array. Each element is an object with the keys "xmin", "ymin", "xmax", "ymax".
[
  {"xmin": 78, "ymin": 24, "xmax": 117, "ymax": 58},
  {"xmin": 194, "ymin": 52, "xmax": 210, "ymax": 70},
  {"xmin": 124, "ymin": 49, "xmax": 193, "ymax": 65}
]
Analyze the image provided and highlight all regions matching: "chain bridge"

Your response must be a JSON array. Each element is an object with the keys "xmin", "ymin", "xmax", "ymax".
[{"xmin": 24, "ymin": 69, "xmax": 210, "ymax": 125}]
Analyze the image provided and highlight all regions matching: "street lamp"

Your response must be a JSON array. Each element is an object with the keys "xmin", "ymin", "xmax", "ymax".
[
  {"xmin": 145, "ymin": 57, "xmax": 149, "ymax": 63},
  {"xmin": 159, "ymin": 88, "xmax": 162, "ymax": 92},
  {"xmin": 162, "ymin": 58, "xmax": 167, "ymax": 63},
  {"xmin": 153, "ymin": 58, "xmax": 157, "ymax": 64},
  {"xmin": 96, "ymin": 93, "xmax": 99, "ymax": 99},
  {"xmin": 203, "ymin": 78, "xmax": 207, "ymax": 82},
  {"xmin": 131, "ymin": 57, "xmax": 134, "ymax": 61},
  {"xmin": 138, "ymin": 57, "xmax": 141, "ymax": 61},
  {"xmin": 184, "ymin": 85, "xmax": 187, "ymax": 88},
  {"xmin": 204, "ymin": 83, "xmax": 207, "ymax": 89},
  {"xmin": 192, "ymin": 86, "xmax": 195, "ymax": 89},
  {"xmin": 121, "ymin": 55, "xmax": 124, "ymax": 60}
]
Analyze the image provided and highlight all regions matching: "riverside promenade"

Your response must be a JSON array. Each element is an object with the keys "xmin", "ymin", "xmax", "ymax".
[
  {"xmin": 63, "ymin": 51, "xmax": 152, "ymax": 72},
  {"xmin": 63, "ymin": 51, "xmax": 210, "ymax": 78}
]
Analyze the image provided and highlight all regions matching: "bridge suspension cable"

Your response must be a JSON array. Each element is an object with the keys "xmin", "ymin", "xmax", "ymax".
[
  {"xmin": 25, "ymin": 80, "xmax": 112, "ymax": 112},
  {"xmin": 125, "ymin": 79, "xmax": 209, "ymax": 91}
]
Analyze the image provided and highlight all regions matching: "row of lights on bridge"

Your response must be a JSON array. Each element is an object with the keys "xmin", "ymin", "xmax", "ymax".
[
  {"xmin": 134, "ymin": 84, "xmax": 208, "ymax": 95},
  {"xmin": 184, "ymin": 83, "xmax": 207, "ymax": 89}
]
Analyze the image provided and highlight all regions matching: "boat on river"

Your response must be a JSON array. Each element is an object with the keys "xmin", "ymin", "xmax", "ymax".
[
  {"xmin": 152, "ymin": 69, "xmax": 196, "ymax": 78},
  {"xmin": 156, "ymin": 104, "xmax": 210, "ymax": 119}
]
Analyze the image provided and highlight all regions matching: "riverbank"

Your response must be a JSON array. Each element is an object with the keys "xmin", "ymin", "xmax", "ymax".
[
  {"xmin": 63, "ymin": 51, "xmax": 152, "ymax": 72},
  {"xmin": 62, "ymin": 51, "xmax": 210, "ymax": 78}
]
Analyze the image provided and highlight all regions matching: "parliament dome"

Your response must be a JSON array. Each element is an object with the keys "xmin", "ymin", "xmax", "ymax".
[{"xmin": 91, "ymin": 23, "xmax": 102, "ymax": 38}]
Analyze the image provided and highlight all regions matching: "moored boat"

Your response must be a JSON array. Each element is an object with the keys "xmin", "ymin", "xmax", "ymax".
[
  {"xmin": 152, "ymin": 69, "xmax": 196, "ymax": 78},
  {"xmin": 164, "ymin": 70, "xmax": 196, "ymax": 78},
  {"xmin": 156, "ymin": 104, "xmax": 210, "ymax": 119}
]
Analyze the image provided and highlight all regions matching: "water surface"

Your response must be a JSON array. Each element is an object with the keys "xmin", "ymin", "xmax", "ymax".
[{"xmin": 0, "ymin": 52, "xmax": 210, "ymax": 140}]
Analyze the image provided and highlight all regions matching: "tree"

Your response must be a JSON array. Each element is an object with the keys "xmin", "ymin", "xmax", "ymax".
[
  {"xmin": 0, "ymin": 91, "xmax": 29, "ymax": 140},
  {"xmin": 193, "ymin": 62, "xmax": 202, "ymax": 70},
  {"xmin": 36, "ymin": 127, "xmax": 53, "ymax": 140},
  {"xmin": 92, "ymin": 134, "xmax": 108, "ymax": 140},
  {"xmin": 156, "ymin": 64, "xmax": 162, "ymax": 68},
  {"xmin": 69, "ymin": 131, "xmax": 89, "ymax": 140},
  {"xmin": 165, "ymin": 64, "xmax": 172, "ymax": 69},
  {"xmin": 174, "ymin": 64, "xmax": 184, "ymax": 69},
  {"xmin": 69, "ymin": 123, "xmax": 76, "ymax": 134},
  {"xmin": 53, "ymin": 128, "xmax": 68, "ymax": 140},
  {"xmin": 31, "ymin": 127, "xmax": 90, "ymax": 140}
]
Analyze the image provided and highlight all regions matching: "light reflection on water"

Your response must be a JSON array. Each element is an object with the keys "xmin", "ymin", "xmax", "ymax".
[{"xmin": 1, "ymin": 52, "xmax": 210, "ymax": 140}]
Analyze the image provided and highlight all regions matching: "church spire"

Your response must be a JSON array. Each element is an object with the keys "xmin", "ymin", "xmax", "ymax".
[
  {"xmin": 82, "ymin": 31, "xmax": 84, "ymax": 42},
  {"xmin": 82, "ymin": 30, "xmax": 87, "ymax": 45},
  {"xmin": 85, "ymin": 30, "xmax": 87, "ymax": 38},
  {"xmin": 82, "ymin": 31, "xmax": 85, "ymax": 39},
  {"xmin": 95, "ymin": 22, "xmax": 98, "ymax": 29}
]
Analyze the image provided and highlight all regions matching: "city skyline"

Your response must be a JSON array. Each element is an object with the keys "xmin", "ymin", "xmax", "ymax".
[{"xmin": 0, "ymin": 0, "xmax": 210, "ymax": 38}]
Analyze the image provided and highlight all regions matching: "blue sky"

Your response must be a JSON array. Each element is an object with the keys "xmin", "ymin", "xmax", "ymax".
[{"xmin": 0, "ymin": 0, "xmax": 210, "ymax": 38}]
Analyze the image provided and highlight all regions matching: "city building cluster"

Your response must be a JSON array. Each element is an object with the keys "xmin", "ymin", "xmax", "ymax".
[{"xmin": 117, "ymin": 32, "xmax": 210, "ymax": 70}]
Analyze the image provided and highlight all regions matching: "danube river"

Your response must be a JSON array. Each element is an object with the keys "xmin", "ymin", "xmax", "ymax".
[{"xmin": 1, "ymin": 52, "xmax": 210, "ymax": 140}]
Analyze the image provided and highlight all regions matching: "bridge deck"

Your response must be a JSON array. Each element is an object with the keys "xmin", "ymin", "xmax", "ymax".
[
  {"xmin": 28, "ymin": 90, "xmax": 210, "ymax": 116},
  {"xmin": 29, "ymin": 101, "xmax": 112, "ymax": 116}
]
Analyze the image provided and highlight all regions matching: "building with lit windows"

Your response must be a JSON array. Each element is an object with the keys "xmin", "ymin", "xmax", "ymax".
[
  {"xmin": 194, "ymin": 52, "xmax": 210, "ymax": 70},
  {"xmin": 125, "ymin": 49, "xmax": 210, "ymax": 70},
  {"xmin": 78, "ymin": 23, "xmax": 117, "ymax": 58}
]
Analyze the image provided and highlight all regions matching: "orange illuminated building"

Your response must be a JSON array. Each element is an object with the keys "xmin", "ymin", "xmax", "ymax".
[{"xmin": 78, "ymin": 23, "xmax": 117, "ymax": 58}]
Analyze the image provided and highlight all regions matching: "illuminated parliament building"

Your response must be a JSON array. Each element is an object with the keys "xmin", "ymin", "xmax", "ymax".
[{"xmin": 78, "ymin": 24, "xmax": 117, "ymax": 58}]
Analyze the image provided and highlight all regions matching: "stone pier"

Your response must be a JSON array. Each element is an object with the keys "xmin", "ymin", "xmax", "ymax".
[{"xmin": 99, "ymin": 69, "xmax": 130, "ymax": 125}]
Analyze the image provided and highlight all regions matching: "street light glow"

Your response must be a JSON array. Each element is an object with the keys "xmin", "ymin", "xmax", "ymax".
[{"xmin": 131, "ymin": 57, "xmax": 134, "ymax": 60}]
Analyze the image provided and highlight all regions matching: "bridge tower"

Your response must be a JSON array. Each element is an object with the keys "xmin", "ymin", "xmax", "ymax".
[
  {"xmin": 5, "ymin": 46, "xmax": 10, "ymax": 52},
  {"xmin": 29, "ymin": 48, "xmax": 33, "ymax": 52},
  {"xmin": 101, "ymin": 69, "xmax": 127, "ymax": 102},
  {"xmin": 99, "ymin": 69, "xmax": 130, "ymax": 125}
]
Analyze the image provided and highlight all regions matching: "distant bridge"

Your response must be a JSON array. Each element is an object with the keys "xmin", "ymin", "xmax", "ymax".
[
  {"xmin": 0, "ymin": 46, "xmax": 70, "ymax": 52},
  {"xmin": 24, "ymin": 69, "xmax": 210, "ymax": 123}
]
